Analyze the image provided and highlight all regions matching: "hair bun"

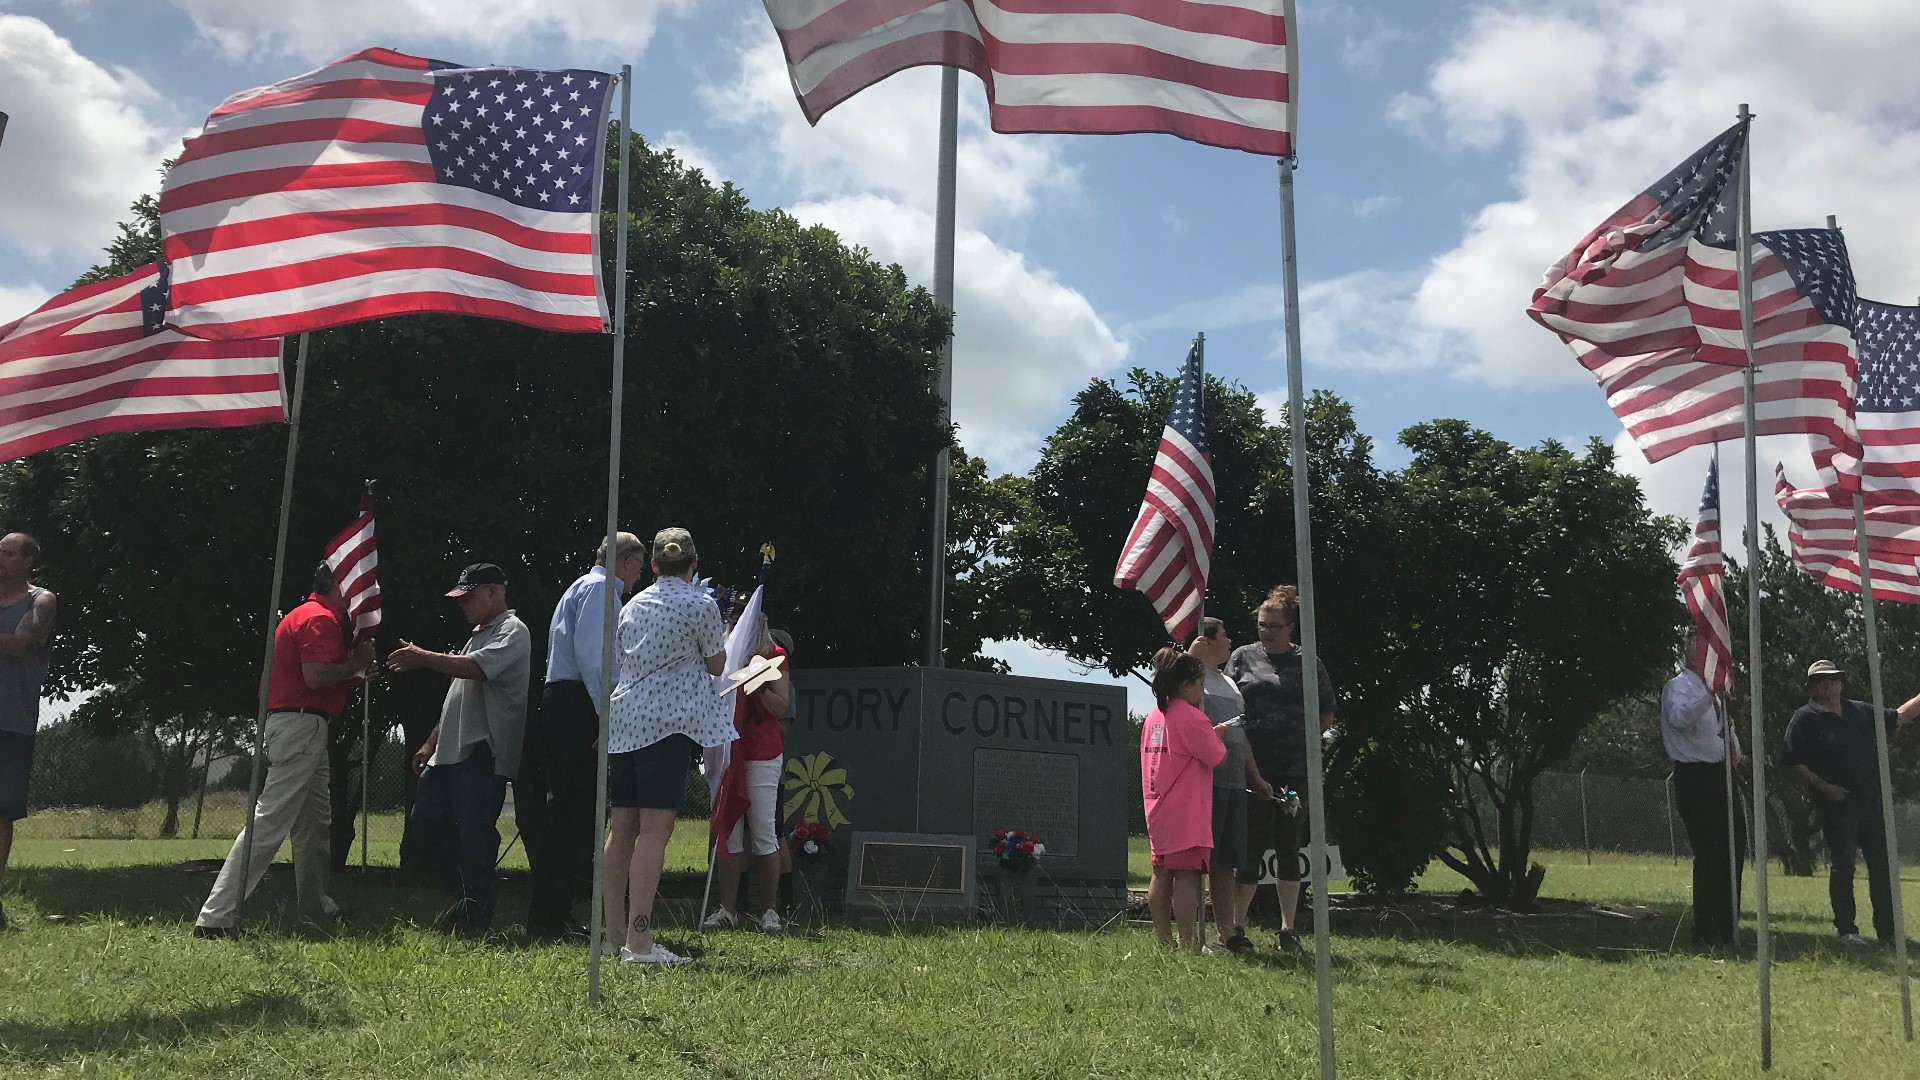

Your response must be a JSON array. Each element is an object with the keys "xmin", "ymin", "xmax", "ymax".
[{"xmin": 662, "ymin": 542, "xmax": 684, "ymax": 559}]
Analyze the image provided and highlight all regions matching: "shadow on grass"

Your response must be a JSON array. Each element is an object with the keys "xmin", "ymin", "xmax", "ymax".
[{"xmin": 0, "ymin": 991, "xmax": 335, "ymax": 1066}]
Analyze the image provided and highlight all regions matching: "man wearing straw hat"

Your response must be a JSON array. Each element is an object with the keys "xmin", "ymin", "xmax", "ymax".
[{"xmin": 1784, "ymin": 659, "xmax": 1920, "ymax": 946}]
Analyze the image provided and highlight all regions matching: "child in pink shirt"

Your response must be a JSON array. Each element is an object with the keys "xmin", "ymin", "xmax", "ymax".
[{"xmin": 1141, "ymin": 647, "xmax": 1227, "ymax": 949}]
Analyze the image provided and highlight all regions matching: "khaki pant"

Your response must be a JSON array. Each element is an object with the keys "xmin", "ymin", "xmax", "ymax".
[{"xmin": 196, "ymin": 711, "xmax": 334, "ymax": 928}]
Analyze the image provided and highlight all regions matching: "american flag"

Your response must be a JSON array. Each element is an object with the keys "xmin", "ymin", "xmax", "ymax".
[
  {"xmin": 1114, "ymin": 341, "xmax": 1214, "ymax": 641},
  {"xmin": 320, "ymin": 496, "xmax": 382, "ymax": 644},
  {"xmin": 159, "ymin": 48, "xmax": 613, "ymax": 341},
  {"xmin": 762, "ymin": 1, "xmax": 1295, "ymax": 158},
  {"xmin": 1852, "ymin": 299, "xmax": 1920, "ymax": 505},
  {"xmin": 1775, "ymin": 463, "xmax": 1920, "ymax": 603},
  {"xmin": 1529, "ymin": 125, "xmax": 1861, "ymax": 494},
  {"xmin": 0, "ymin": 263, "xmax": 283, "ymax": 462},
  {"xmin": 1677, "ymin": 459, "xmax": 1732, "ymax": 693}
]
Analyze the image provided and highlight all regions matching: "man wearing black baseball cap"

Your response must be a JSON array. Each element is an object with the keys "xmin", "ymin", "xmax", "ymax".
[
  {"xmin": 388, "ymin": 562, "xmax": 531, "ymax": 937},
  {"xmin": 1785, "ymin": 659, "xmax": 1920, "ymax": 946}
]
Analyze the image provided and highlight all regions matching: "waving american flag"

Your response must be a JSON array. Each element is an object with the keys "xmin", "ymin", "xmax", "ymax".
[
  {"xmin": 1677, "ymin": 459, "xmax": 1731, "ymax": 693},
  {"xmin": 160, "ymin": 48, "xmax": 614, "ymax": 340},
  {"xmin": 320, "ymin": 496, "xmax": 382, "ymax": 644},
  {"xmin": 1115, "ymin": 340, "xmax": 1214, "ymax": 642},
  {"xmin": 1776, "ymin": 463, "xmax": 1920, "ymax": 603},
  {"xmin": 1852, "ymin": 300, "xmax": 1920, "ymax": 505}
]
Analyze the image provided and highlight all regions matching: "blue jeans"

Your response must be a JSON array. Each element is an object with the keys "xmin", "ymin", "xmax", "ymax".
[{"xmin": 411, "ymin": 742, "xmax": 508, "ymax": 933}]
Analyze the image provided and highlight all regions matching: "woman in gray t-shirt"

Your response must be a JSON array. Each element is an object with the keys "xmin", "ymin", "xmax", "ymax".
[{"xmin": 1191, "ymin": 617, "xmax": 1272, "ymax": 955}]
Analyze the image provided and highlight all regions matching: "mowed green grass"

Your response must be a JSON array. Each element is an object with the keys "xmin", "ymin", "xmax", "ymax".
[{"xmin": 6, "ymin": 830, "xmax": 1920, "ymax": 1079}]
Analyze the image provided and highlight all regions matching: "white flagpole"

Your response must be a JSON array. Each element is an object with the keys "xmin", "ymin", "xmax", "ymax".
[
  {"xmin": 1735, "ymin": 103, "xmax": 1773, "ymax": 1071},
  {"xmin": 587, "ymin": 65, "xmax": 634, "ymax": 1005},
  {"xmin": 925, "ymin": 64, "xmax": 959, "ymax": 668},
  {"xmin": 1193, "ymin": 330, "xmax": 1208, "ymax": 954},
  {"xmin": 1717, "ymin": 443, "xmax": 1740, "ymax": 953},
  {"xmin": 1279, "ymin": 156, "xmax": 1335, "ymax": 1080},
  {"xmin": 360, "ymin": 678, "xmax": 371, "ymax": 871},
  {"xmin": 239, "ymin": 333, "xmax": 311, "ymax": 909}
]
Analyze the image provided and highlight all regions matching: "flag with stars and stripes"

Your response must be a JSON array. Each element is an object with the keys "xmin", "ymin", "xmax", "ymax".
[
  {"xmin": 159, "ymin": 48, "xmax": 614, "ymax": 341},
  {"xmin": 320, "ymin": 495, "xmax": 381, "ymax": 645},
  {"xmin": 1851, "ymin": 299, "xmax": 1920, "ymax": 505},
  {"xmin": 0, "ymin": 263, "xmax": 284, "ymax": 462},
  {"xmin": 1528, "ymin": 125, "xmax": 1862, "ymax": 494},
  {"xmin": 1677, "ymin": 458, "xmax": 1731, "ymax": 693},
  {"xmin": 1114, "ymin": 340, "xmax": 1215, "ymax": 642},
  {"xmin": 1776, "ymin": 463, "xmax": 1920, "ymax": 603}
]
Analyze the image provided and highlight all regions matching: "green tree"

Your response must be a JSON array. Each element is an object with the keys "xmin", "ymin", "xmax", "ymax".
[
  {"xmin": 0, "ymin": 130, "xmax": 988, "ymax": 772},
  {"xmin": 1394, "ymin": 423, "xmax": 1686, "ymax": 907}
]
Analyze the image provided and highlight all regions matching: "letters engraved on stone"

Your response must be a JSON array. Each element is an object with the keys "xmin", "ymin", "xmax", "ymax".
[
  {"xmin": 972, "ymin": 748, "xmax": 1080, "ymax": 857},
  {"xmin": 857, "ymin": 841, "xmax": 968, "ymax": 894}
]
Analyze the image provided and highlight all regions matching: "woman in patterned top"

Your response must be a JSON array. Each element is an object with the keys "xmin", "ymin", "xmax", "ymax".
[{"xmin": 601, "ymin": 528, "xmax": 732, "ymax": 968}]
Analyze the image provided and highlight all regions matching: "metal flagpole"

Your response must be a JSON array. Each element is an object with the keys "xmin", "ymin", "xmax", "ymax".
[
  {"xmin": 925, "ymin": 64, "xmax": 959, "ymax": 669},
  {"xmin": 1717, "ymin": 441, "xmax": 1740, "ymax": 952},
  {"xmin": 1279, "ymin": 157, "xmax": 1335, "ymax": 1080},
  {"xmin": 587, "ymin": 65, "xmax": 634, "ymax": 1005},
  {"xmin": 238, "ymin": 333, "xmax": 312, "ymax": 911},
  {"xmin": 360, "ymin": 681, "xmax": 371, "ymax": 870},
  {"xmin": 1838, "ymin": 205, "xmax": 1915, "ymax": 1038},
  {"xmin": 1193, "ymin": 331, "xmax": 1208, "ymax": 953},
  {"xmin": 1734, "ymin": 103, "xmax": 1773, "ymax": 1070}
]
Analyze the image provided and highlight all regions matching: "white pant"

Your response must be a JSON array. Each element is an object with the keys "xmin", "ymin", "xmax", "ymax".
[
  {"xmin": 726, "ymin": 757, "xmax": 783, "ymax": 856},
  {"xmin": 196, "ymin": 711, "xmax": 334, "ymax": 928}
]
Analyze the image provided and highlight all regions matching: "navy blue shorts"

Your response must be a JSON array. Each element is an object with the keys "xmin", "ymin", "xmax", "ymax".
[
  {"xmin": 0, "ymin": 729, "xmax": 33, "ymax": 821},
  {"xmin": 608, "ymin": 733, "xmax": 695, "ymax": 811}
]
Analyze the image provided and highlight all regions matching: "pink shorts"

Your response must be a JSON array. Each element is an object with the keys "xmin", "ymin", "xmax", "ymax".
[{"xmin": 1151, "ymin": 846, "xmax": 1210, "ymax": 872}]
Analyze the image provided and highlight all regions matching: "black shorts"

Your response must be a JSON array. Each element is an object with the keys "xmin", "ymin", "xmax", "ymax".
[
  {"xmin": 0, "ymin": 729, "xmax": 32, "ymax": 821},
  {"xmin": 608, "ymin": 733, "xmax": 695, "ymax": 811},
  {"xmin": 1238, "ymin": 788, "xmax": 1305, "ymax": 885},
  {"xmin": 1210, "ymin": 786, "xmax": 1247, "ymax": 871}
]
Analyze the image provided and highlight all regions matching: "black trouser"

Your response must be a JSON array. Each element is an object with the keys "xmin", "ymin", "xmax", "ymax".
[
  {"xmin": 1672, "ymin": 761, "xmax": 1745, "ymax": 944},
  {"xmin": 1817, "ymin": 795, "xmax": 1896, "ymax": 940},
  {"xmin": 523, "ymin": 680, "xmax": 600, "ymax": 933}
]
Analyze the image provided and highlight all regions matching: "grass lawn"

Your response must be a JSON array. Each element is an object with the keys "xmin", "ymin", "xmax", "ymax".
[{"xmin": 5, "ymin": 831, "xmax": 1920, "ymax": 1079}]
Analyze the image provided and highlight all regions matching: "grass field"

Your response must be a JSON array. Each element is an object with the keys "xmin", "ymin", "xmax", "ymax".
[{"xmin": 6, "ymin": 830, "xmax": 1920, "ymax": 1079}]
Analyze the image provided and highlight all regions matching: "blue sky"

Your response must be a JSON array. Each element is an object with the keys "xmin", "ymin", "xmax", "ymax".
[{"xmin": 7, "ymin": 1, "xmax": 1920, "ymax": 714}]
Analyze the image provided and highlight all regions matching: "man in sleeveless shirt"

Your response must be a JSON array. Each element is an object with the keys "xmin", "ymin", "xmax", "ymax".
[{"xmin": 0, "ymin": 532, "xmax": 56, "ymax": 932}]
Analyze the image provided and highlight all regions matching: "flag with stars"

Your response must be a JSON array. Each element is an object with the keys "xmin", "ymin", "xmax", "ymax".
[
  {"xmin": 1114, "ymin": 339, "xmax": 1215, "ymax": 642},
  {"xmin": 159, "ymin": 48, "xmax": 614, "ymax": 340},
  {"xmin": 1677, "ymin": 458, "xmax": 1731, "ymax": 693},
  {"xmin": 1776, "ymin": 462, "xmax": 1920, "ymax": 603},
  {"xmin": 0, "ymin": 263, "xmax": 283, "ymax": 462},
  {"xmin": 1851, "ymin": 299, "xmax": 1920, "ymax": 505},
  {"xmin": 1528, "ymin": 124, "xmax": 1861, "ymax": 493}
]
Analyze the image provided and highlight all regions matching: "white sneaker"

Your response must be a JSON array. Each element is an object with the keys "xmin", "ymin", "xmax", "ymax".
[
  {"xmin": 620, "ymin": 943, "xmax": 691, "ymax": 967},
  {"xmin": 700, "ymin": 907, "xmax": 739, "ymax": 930},
  {"xmin": 1841, "ymin": 932, "xmax": 1870, "ymax": 947},
  {"xmin": 760, "ymin": 910, "xmax": 785, "ymax": 933}
]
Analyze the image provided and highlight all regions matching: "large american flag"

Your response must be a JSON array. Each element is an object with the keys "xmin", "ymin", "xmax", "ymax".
[
  {"xmin": 0, "ymin": 264, "xmax": 283, "ymax": 462},
  {"xmin": 1529, "ymin": 125, "xmax": 1861, "ymax": 494},
  {"xmin": 320, "ymin": 496, "xmax": 382, "ymax": 644},
  {"xmin": 1114, "ymin": 341, "xmax": 1214, "ymax": 641},
  {"xmin": 1852, "ymin": 299, "xmax": 1920, "ymax": 505},
  {"xmin": 762, "ymin": 1, "xmax": 1296, "ymax": 157},
  {"xmin": 159, "ymin": 48, "xmax": 613, "ymax": 340},
  {"xmin": 1677, "ymin": 458, "xmax": 1731, "ymax": 693},
  {"xmin": 1775, "ymin": 463, "xmax": 1920, "ymax": 603}
]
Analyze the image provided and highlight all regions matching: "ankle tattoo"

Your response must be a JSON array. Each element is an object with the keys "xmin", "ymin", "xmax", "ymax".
[{"xmin": 628, "ymin": 914, "xmax": 650, "ymax": 937}]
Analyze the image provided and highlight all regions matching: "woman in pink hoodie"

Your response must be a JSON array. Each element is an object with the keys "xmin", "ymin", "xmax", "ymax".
[{"xmin": 1141, "ymin": 647, "xmax": 1227, "ymax": 949}]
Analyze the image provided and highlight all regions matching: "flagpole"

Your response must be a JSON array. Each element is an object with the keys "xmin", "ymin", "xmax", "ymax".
[
  {"xmin": 239, "ymin": 332, "xmax": 311, "ymax": 908},
  {"xmin": 360, "ymin": 679, "xmax": 371, "ymax": 871},
  {"xmin": 1831, "ymin": 209, "xmax": 1916, "ymax": 1039},
  {"xmin": 587, "ymin": 65, "xmax": 634, "ymax": 1005},
  {"xmin": 1279, "ymin": 156, "xmax": 1335, "ymax": 1080},
  {"xmin": 1716, "ymin": 444, "xmax": 1740, "ymax": 954},
  {"xmin": 1735, "ymin": 102, "xmax": 1773, "ymax": 1071},
  {"xmin": 924, "ymin": 64, "xmax": 959, "ymax": 669},
  {"xmin": 1194, "ymin": 329, "xmax": 1208, "ymax": 954}
]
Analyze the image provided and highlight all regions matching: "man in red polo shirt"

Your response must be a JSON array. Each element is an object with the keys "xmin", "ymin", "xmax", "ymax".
[{"xmin": 194, "ymin": 561, "xmax": 374, "ymax": 938}]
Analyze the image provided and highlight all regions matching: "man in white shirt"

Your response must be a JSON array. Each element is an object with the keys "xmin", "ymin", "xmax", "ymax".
[{"xmin": 1662, "ymin": 636, "xmax": 1744, "ymax": 948}]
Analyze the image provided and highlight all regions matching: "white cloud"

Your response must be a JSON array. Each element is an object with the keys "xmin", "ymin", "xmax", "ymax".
[
  {"xmin": 795, "ymin": 195, "xmax": 1126, "ymax": 470},
  {"xmin": 167, "ymin": 0, "xmax": 703, "ymax": 64},
  {"xmin": 657, "ymin": 128, "xmax": 727, "ymax": 186},
  {"xmin": 1610, "ymin": 431, "xmax": 1795, "ymax": 548},
  {"xmin": 0, "ymin": 16, "xmax": 176, "ymax": 265},
  {"xmin": 0, "ymin": 282, "xmax": 53, "ymax": 325},
  {"xmin": 1385, "ymin": 0, "xmax": 1920, "ymax": 389},
  {"xmin": 1351, "ymin": 193, "xmax": 1400, "ymax": 219},
  {"xmin": 699, "ymin": 19, "xmax": 1123, "ymax": 473}
]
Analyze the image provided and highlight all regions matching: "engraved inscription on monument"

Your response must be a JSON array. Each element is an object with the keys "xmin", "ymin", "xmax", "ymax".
[
  {"xmin": 972, "ymin": 748, "xmax": 1080, "ymax": 857},
  {"xmin": 857, "ymin": 841, "xmax": 968, "ymax": 893}
]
